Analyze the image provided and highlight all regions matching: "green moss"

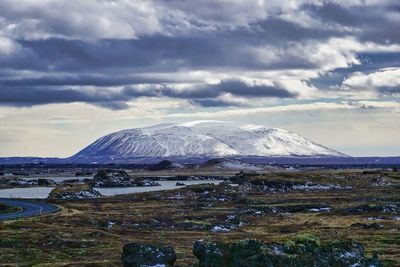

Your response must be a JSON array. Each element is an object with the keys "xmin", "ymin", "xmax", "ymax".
[
  {"xmin": 184, "ymin": 220, "xmax": 212, "ymax": 226},
  {"xmin": 291, "ymin": 233, "xmax": 321, "ymax": 245}
]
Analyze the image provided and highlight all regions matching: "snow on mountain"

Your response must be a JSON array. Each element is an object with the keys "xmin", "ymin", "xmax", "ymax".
[{"xmin": 73, "ymin": 120, "xmax": 346, "ymax": 159}]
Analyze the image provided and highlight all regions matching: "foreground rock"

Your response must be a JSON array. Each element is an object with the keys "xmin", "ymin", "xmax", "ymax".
[
  {"xmin": 47, "ymin": 184, "xmax": 101, "ymax": 201},
  {"xmin": 121, "ymin": 242, "xmax": 177, "ymax": 267},
  {"xmin": 193, "ymin": 235, "xmax": 381, "ymax": 267},
  {"xmin": 89, "ymin": 170, "xmax": 160, "ymax": 187},
  {"xmin": 351, "ymin": 222, "xmax": 384, "ymax": 230}
]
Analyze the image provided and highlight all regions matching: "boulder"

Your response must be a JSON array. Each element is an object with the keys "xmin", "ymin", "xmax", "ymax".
[
  {"xmin": 193, "ymin": 235, "xmax": 381, "ymax": 267},
  {"xmin": 351, "ymin": 222, "xmax": 384, "ymax": 230},
  {"xmin": 121, "ymin": 242, "xmax": 177, "ymax": 267},
  {"xmin": 89, "ymin": 170, "xmax": 160, "ymax": 187}
]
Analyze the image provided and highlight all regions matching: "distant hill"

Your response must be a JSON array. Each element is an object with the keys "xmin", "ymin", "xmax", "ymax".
[
  {"xmin": 71, "ymin": 120, "xmax": 346, "ymax": 161},
  {"xmin": 147, "ymin": 160, "xmax": 184, "ymax": 171}
]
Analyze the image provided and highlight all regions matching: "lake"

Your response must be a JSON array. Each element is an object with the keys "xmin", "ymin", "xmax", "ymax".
[{"xmin": 0, "ymin": 180, "xmax": 225, "ymax": 199}]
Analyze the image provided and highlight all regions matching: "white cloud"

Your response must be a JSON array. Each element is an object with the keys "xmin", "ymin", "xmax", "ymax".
[
  {"xmin": 0, "ymin": 0, "xmax": 161, "ymax": 40},
  {"xmin": 0, "ymin": 35, "xmax": 20, "ymax": 56},
  {"xmin": 343, "ymin": 68, "xmax": 400, "ymax": 93}
]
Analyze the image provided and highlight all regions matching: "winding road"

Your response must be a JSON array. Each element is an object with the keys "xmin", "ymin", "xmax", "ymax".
[{"xmin": 0, "ymin": 198, "xmax": 59, "ymax": 220}]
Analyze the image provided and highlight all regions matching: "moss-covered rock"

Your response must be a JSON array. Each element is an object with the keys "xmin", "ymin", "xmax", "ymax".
[
  {"xmin": 121, "ymin": 242, "xmax": 177, "ymax": 267},
  {"xmin": 47, "ymin": 184, "xmax": 101, "ymax": 201},
  {"xmin": 193, "ymin": 236, "xmax": 381, "ymax": 267}
]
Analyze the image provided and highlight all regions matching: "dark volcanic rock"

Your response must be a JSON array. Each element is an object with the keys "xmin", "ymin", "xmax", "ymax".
[
  {"xmin": 121, "ymin": 242, "xmax": 177, "ymax": 267},
  {"xmin": 89, "ymin": 170, "xmax": 160, "ymax": 187},
  {"xmin": 345, "ymin": 203, "xmax": 400, "ymax": 214},
  {"xmin": 235, "ymin": 177, "xmax": 315, "ymax": 192},
  {"xmin": 211, "ymin": 214, "xmax": 248, "ymax": 232},
  {"xmin": 193, "ymin": 236, "xmax": 381, "ymax": 267},
  {"xmin": 242, "ymin": 203, "xmax": 332, "ymax": 216},
  {"xmin": 37, "ymin": 178, "xmax": 57, "ymax": 186},
  {"xmin": 162, "ymin": 175, "xmax": 227, "ymax": 181},
  {"xmin": 365, "ymin": 253, "xmax": 382, "ymax": 267},
  {"xmin": 351, "ymin": 222, "xmax": 384, "ymax": 230}
]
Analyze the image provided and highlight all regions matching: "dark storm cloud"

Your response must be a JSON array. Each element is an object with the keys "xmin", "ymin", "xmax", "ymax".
[
  {"xmin": 12, "ymin": 36, "xmax": 319, "ymax": 74},
  {"xmin": 0, "ymin": 75, "xmax": 174, "ymax": 87},
  {"xmin": 211, "ymin": 80, "xmax": 296, "ymax": 98},
  {"xmin": 0, "ymin": 86, "xmax": 129, "ymax": 109},
  {"xmin": 376, "ymin": 87, "xmax": 400, "ymax": 95},
  {"xmin": 123, "ymin": 80, "xmax": 296, "ymax": 99},
  {"xmin": 304, "ymin": 2, "xmax": 400, "ymax": 44},
  {"xmin": 0, "ymin": 80, "xmax": 295, "ymax": 109}
]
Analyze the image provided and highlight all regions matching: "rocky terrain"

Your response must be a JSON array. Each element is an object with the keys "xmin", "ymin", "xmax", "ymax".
[
  {"xmin": 193, "ymin": 237, "xmax": 381, "ymax": 266},
  {"xmin": 88, "ymin": 169, "xmax": 160, "ymax": 187},
  {"xmin": 47, "ymin": 184, "xmax": 101, "ymax": 201},
  {"xmin": 0, "ymin": 169, "xmax": 399, "ymax": 266},
  {"xmin": 0, "ymin": 177, "xmax": 56, "ymax": 189}
]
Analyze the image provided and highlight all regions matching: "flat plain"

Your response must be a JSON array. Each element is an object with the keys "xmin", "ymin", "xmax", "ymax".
[{"xmin": 1, "ymin": 169, "xmax": 400, "ymax": 266}]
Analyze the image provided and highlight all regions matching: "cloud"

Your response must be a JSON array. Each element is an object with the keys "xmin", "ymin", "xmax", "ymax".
[
  {"xmin": 158, "ymin": 100, "xmax": 400, "ymax": 120},
  {"xmin": 0, "ymin": 79, "xmax": 295, "ymax": 109},
  {"xmin": 342, "ymin": 67, "xmax": 400, "ymax": 95},
  {"xmin": 190, "ymin": 99, "xmax": 244, "ymax": 108},
  {"xmin": 0, "ymin": 0, "xmax": 161, "ymax": 40},
  {"xmin": 0, "ymin": 36, "xmax": 21, "ymax": 56},
  {"xmin": 0, "ymin": 1, "xmax": 399, "ymax": 110}
]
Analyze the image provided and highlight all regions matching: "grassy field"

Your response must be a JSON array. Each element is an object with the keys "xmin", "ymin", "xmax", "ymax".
[{"xmin": 0, "ymin": 170, "xmax": 400, "ymax": 266}]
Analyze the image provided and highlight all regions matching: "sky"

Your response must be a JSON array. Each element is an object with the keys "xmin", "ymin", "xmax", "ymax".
[{"xmin": 0, "ymin": 0, "xmax": 399, "ymax": 158}]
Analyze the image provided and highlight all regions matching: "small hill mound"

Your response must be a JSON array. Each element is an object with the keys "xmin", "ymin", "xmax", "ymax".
[
  {"xmin": 200, "ymin": 158, "xmax": 264, "ymax": 171},
  {"xmin": 147, "ymin": 160, "xmax": 185, "ymax": 171},
  {"xmin": 48, "ymin": 184, "xmax": 101, "ymax": 201}
]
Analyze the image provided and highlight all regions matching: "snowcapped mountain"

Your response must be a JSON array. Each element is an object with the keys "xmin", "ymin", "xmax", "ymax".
[{"xmin": 72, "ymin": 120, "xmax": 346, "ymax": 159}]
